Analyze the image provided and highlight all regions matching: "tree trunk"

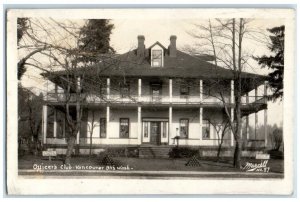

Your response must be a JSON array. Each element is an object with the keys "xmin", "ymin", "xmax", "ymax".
[
  {"xmin": 65, "ymin": 134, "xmax": 76, "ymax": 164},
  {"xmin": 89, "ymin": 133, "xmax": 92, "ymax": 157},
  {"xmin": 217, "ymin": 142, "xmax": 223, "ymax": 161},
  {"xmin": 233, "ymin": 18, "xmax": 244, "ymax": 169},
  {"xmin": 233, "ymin": 139, "xmax": 242, "ymax": 168}
]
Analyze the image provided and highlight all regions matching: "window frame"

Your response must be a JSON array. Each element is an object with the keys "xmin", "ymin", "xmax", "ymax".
[
  {"xmin": 120, "ymin": 82, "xmax": 130, "ymax": 98},
  {"xmin": 152, "ymin": 49, "xmax": 163, "ymax": 67},
  {"xmin": 100, "ymin": 118, "xmax": 107, "ymax": 138},
  {"xmin": 180, "ymin": 83, "xmax": 190, "ymax": 97},
  {"xmin": 202, "ymin": 119, "xmax": 211, "ymax": 139},
  {"xmin": 119, "ymin": 118, "xmax": 130, "ymax": 138},
  {"xmin": 179, "ymin": 118, "xmax": 189, "ymax": 139}
]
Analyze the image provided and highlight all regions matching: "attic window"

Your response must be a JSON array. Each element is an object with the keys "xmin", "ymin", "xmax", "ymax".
[{"xmin": 152, "ymin": 50, "xmax": 163, "ymax": 67}]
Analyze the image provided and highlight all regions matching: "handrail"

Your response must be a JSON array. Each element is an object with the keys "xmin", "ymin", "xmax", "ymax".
[{"xmin": 46, "ymin": 92, "xmax": 266, "ymax": 105}]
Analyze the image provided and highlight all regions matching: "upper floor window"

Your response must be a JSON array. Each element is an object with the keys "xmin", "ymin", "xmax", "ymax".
[
  {"xmin": 152, "ymin": 50, "xmax": 163, "ymax": 67},
  {"xmin": 151, "ymin": 84, "xmax": 162, "ymax": 102},
  {"xmin": 120, "ymin": 82, "xmax": 130, "ymax": 98},
  {"xmin": 180, "ymin": 83, "xmax": 190, "ymax": 97},
  {"xmin": 100, "ymin": 84, "xmax": 106, "ymax": 98}
]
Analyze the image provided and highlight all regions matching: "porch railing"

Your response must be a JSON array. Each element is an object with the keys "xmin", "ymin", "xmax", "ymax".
[{"xmin": 46, "ymin": 93, "xmax": 266, "ymax": 105}]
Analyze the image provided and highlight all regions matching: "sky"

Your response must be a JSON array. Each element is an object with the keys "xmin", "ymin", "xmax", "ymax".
[{"xmin": 20, "ymin": 18, "xmax": 284, "ymax": 126}]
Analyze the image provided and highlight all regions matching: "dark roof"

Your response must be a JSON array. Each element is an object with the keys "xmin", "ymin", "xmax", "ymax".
[{"xmin": 43, "ymin": 42, "xmax": 267, "ymax": 92}]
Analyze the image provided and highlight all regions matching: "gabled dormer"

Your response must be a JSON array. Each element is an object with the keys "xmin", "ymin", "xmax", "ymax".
[
  {"xmin": 149, "ymin": 41, "xmax": 166, "ymax": 67},
  {"xmin": 135, "ymin": 35, "xmax": 177, "ymax": 67}
]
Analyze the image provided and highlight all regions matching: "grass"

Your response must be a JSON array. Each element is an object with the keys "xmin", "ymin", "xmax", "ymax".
[{"xmin": 18, "ymin": 155, "xmax": 284, "ymax": 173}]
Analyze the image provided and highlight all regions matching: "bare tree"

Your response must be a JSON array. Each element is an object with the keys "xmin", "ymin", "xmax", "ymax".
[
  {"xmin": 187, "ymin": 18, "xmax": 264, "ymax": 168},
  {"xmin": 208, "ymin": 119, "xmax": 230, "ymax": 161},
  {"xmin": 19, "ymin": 18, "xmax": 139, "ymax": 164}
]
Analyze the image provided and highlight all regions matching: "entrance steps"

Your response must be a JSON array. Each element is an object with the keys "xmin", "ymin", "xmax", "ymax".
[{"xmin": 138, "ymin": 145, "xmax": 172, "ymax": 158}]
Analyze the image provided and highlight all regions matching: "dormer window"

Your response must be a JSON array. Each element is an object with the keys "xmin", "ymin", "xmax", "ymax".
[{"xmin": 151, "ymin": 50, "xmax": 163, "ymax": 67}]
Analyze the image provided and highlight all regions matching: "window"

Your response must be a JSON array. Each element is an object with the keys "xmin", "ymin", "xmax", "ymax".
[
  {"xmin": 202, "ymin": 120, "xmax": 210, "ymax": 139},
  {"xmin": 162, "ymin": 122, "xmax": 167, "ymax": 138},
  {"xmin": 151, "ymin": 84, "xmax": 162, "ymax": 102},
  {"xmin": 100, "ymin": 84, "xmax": 106, "ymax": 98},
  {"xmin": 143, "ymin": 122, "xmax": 149, "ymax": 138},
  {"xmin": 56, "ymin": 110, "xmax": 65, "ymax": 138},
  {"xmin": 46, "ymin": 108, "xmax": 54, "ymax": 138},
  {"xmin": 100, "ymin": 118, "xmax": 106, "ymax": 138},
  {"xmin": 120, "ymin": 118, "xmax": 129, "ymax": 138},
  {"xmin": 120, "ymin": 82, "xmax": 130, "ymax": 98},
  {"xmin": 180, "ymin": 119, "xmax": 189, "ymax": 139},
  {"xmin": 180, "ymin": 83, "xmax": 189, "ymax": 96},
  {"xmin": 80, "ymin": 110, "xmax": 88, "ymax": 138},
  {"xmin": 152, "ymin": 50, "xmax": 162, "ymax": 67}
]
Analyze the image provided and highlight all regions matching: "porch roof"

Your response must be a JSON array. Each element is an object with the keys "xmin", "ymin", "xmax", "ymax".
[{"xmin": 42, "ymin": 49, "xmax": 267, "ymax": 92}]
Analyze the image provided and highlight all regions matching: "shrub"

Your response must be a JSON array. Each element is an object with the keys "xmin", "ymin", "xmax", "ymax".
[
  {"xmin": 100, "ymin": 147, "xmax": 139, "ymax": 158},
  {"xmin": 169, "ymin": 147, "xmax": 198, "ymax": 158}
]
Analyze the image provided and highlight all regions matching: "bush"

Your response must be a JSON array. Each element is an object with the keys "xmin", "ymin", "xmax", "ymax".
[
  {"xmin": 169, "ymin": 147, "xmax": 198, "ymax": 158},
  {"xmin": 270, "ymin": 128, "xmax": 283, "ymax": 151},
  {"xmin": 100, "ymin": 147, "xmax": 139, "ymax": 158}
]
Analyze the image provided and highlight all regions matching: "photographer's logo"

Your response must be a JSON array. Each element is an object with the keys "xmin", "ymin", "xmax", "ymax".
[{"xmin": 241, "ymin": 160, "xmax": 270, "ymax": 173}]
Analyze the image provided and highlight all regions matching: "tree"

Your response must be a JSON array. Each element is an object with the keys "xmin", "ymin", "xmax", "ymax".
[
  {"xmin": 77, "ymin": 19, "xmax": 115, "ymax": 64},
  {"xmin": 18, "ymin": 84, "xmax": 43, "ymax": 154},
  {"xmin": 209, "ymin": 119, "xmax": 230, "ymax": 161},
  {"xmin": 18, "ymin": 18, "xmax": 118, "ymax": 164},
  {"xmin": 254, "ymin": 25, "xmax": 284, "ymax": 101},
  {"xmin": 17, "ymin": 18, "xmax": 48, "ymax": 80},
  {"xmin": 189, "ymin": 18, "xmax": 258, "ymax": 168}
]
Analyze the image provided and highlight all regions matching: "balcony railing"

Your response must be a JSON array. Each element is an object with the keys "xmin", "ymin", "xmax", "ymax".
[
  {"xmin": 46, "ymin": 92, "xmax": 266, "ymax": 106},
  {"xmin": 241, "ymin": 96, "xmax": 267, "ymax": 105}
]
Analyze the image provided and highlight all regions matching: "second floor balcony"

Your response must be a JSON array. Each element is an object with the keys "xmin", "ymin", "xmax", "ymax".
[{"xmin": 45, "ymin": 77, "xmax": 267, "ymax": 107}]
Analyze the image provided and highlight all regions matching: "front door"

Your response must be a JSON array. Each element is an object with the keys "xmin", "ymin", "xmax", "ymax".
[{"xmin": 150, "ymin": 122, "xmax": 161, "ymax": 145}]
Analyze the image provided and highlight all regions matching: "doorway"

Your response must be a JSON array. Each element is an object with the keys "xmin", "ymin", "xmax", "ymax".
[{"xmin": 150, "ymin": 122, "xmax": 161, "ymax": 145}]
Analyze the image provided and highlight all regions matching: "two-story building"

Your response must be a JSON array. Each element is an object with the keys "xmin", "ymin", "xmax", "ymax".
[{"xmin": 41, "ymin": 35, "xmax": 268, "ymax": 157}]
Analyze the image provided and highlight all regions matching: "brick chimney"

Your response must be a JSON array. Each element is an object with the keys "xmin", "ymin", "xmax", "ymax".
[
  {"xmin": 137, "ymin": 35, "xmax": 145, "ymax": 58},
  {"xmin": 169, "ymin": 35, "xmax": 177, "ymax": 57}
]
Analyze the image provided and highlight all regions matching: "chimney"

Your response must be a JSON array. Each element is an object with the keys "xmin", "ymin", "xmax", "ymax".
[
  {"xmin": 169, "ymin": 35, "xmax": 177, "ymax": 57},
  {"xmin": 137, "ymin": 35, "xmax": 145, "ymax": 58}
]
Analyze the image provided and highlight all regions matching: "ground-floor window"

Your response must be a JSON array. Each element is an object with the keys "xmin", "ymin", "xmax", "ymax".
[
  {"xmin": 100, "ymin": 118, "xmax": 106, "ymax": 138},
  {"xmin": 46, "ymin": 107, "xmax": 54, "ymax": 138},
  {"xmin": 120, "ymin": 118, "xmax": 129, "ymax": 138},
  {"xmin": 80, "ymin": 110, "xmax": 88, "ymax": 138},
  {"xmin": 179, "ymin": 119, "xmax": 189, "ymax": 138},
  {"xmin": 202, "ymin": 120, "xmax": 210, "ymax": 139},
  {"xmin": 143, "ymin": 122, "xmax": 149, "ymax": 138},
  {"xmin": 56, "ymin": 110, "xmax": 65, "ymax": 138}
]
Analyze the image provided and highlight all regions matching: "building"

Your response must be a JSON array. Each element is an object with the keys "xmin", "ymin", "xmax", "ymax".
[{"xmin": 41, "ymin": 35, "xmax": 268, "ymax": 157}]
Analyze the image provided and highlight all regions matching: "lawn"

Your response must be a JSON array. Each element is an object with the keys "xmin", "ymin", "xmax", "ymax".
[{"xmin": 18, "ymin": 155, "xmax": 284, "ymax": 173}]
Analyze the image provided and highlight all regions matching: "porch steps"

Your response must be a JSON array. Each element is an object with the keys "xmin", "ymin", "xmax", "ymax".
[{"xmin": 138, "ymin": 146, "xmax": 172, "ymax": 158}]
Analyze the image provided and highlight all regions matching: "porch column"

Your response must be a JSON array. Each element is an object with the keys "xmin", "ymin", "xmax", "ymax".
[
  {"xmin": 137, "ymin": 106, "xmax": 142, "ymax": 144},
  {"xmin": 169, "ymin": 107, "xmax": 173, "ymax": 144},
  {"xmin": 264, "ymin": 81, "xmax": 268, "ymax": 147},
  {"xmin": 106, "ymin": 106, "xmax": 110, "ymax": 139},
  {"xmin": 42, "ymin": 105, "xmax": 48, "ymax": 145},
  {"xmin": 255, "ymin": 87, "xmax": 258, "ymax": 139},
  {"xmin": 138, "ymin": 78, "xmax": 142, "ymax": 101},
  {"xmin": 76, "ymin": 131, "xmax": 80, "ymax": 144},
  {"xmin": 169, "ymin": 79, "xmax": 173, "ymax": 103},
  {"xmin": 53, "ymin": 109, "xmax": 57, "ymax": 138},
  {"xmin": 199, "ymin": 107, "xmax": 203, "ymax": 141},
  {"xmin": 199, "ymin": 79, "xmax": 203, "ymax": 102},
  {"xmin": 107, "ymin": 78, "xmax": 110, "ymax": 100},
  {"xmin": 230, "ymin": 80, "xmax": 234, "ymax": 146}
]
